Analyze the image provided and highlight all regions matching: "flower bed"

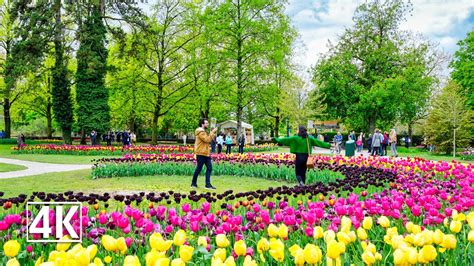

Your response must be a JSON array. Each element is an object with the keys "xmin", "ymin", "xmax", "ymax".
[
  {"xmin": 0, "ymin": 157, "xmax": 473, "ymax": 265},
  {"xmin": 11, "ymin": 143, "xmax": 278, "ymax": 155}
]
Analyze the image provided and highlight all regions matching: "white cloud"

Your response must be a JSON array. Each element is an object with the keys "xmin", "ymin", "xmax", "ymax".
[{"xmin": 287, "ymin": 0, "xmax": 474, "ymax": 74}]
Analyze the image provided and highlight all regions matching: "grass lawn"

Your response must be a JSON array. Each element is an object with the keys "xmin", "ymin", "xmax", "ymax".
[
  {"xmin": 0, "ymin": 162, "xmax": 27, "ymax": 172},
  {"xmin": 396, "ymin": 147, "xmax": 472, "ymax": 163},
  {"xmin": 0, "ymin": 169, "xmax": 292, "ymax": 198}
]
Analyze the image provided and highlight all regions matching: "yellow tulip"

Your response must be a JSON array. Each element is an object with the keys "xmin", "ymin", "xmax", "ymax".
[
  {"xmin": 304, "ymin": 244, "xmax": 322, "ymax": 264},
  {"xmin": 467, "ymin": 212, "xmax": 474, "ymax": 230},
  {"xmin": 324, "ymin": 230, "xmax": 336, "ymax": 243},
  {"xmin": 123, "ymin": 255, "xmax": 141, "ymax": 266},
  {"xmin": 257, "ymin": 238, "xmax": 269, "ymax": 253},
  {"xmin": 117, "ymin": 237, "xmax": 127, "ymax": 254},
  {"xmin": 390, "ymin": 235, "xmax": 405, "ymax": 249},
  {"xmin": 336, "ymin": 232, "xmax": 351, "ymax": 245},
  {"xmin": 224, "ymin": 256, "xmax": 236, "ymax": 266},
  {"xmin": 211, "ymin": 257, "xmax": 224, "ymax": 266},
  {"xmin": 269, "ymin": 238, "xmax": 285, "ymax": 262},
  {"xmin": 289, "ymin": 244, "xmax": 302, "ymax": 257},
  {"xmin": 348, "ymin": 231, "xmax": 357, "ymax": 242},
  {"xmin": 278, "ymin": 224, "xmax": 288, "ymax": 239},
  {"xmin": 313, "ymin": 226, "xmax": 324, "ymax": 239},
  {"xmin": 418, "ymin": 245, "xmax": 437, "ymax": 263},
  {"xmin": 366, "ymin": 243, "xmax": 376, "ymax": 255},
  {"xmin": 75, "ymin": 249, "xmax": 90, "ymax": 265},
  {"xmin": 433, "ymin": 229, "xmax": 444, "ymax": 245},
  {"xmin": 377, "ymin": 216, "xmax": 390, "ymax": 228},
  {"xmin": 327, "ymin": 240, "xmax": 342, "ymax": 259},
  {"xmin": 406, "ymin": 247, "xmax": 418, "ymax": 265},
  {"xmin": 450, "ymin": 220, "xmax": 462, "ymax": 233},
  {"xmin": 362, "ymin": 217, "xmax": 373, "ymax": 230},
  {"xmin": 93, "ymin": 258, "xmax": 104, "ymax": 266},
  {"xmin": 179, "ymin": 245, "xmax": 194, "ymax": 262},
  {"xmin": 86, "ymin": 244, "xmax": 98, "ymax": 259},
  {"xmin": 361, "ymin": 251, "xmax": 375, "ymax": 265},
  {"xmin": 101, "ymin": 235, "xmax": 117, "ymax": 252},
  {"xmin": 469, "ymin": 230, "xmax": 474, "ymax": 243},
  {"xmin": 3, "ymin": 240, "xmax": 20, "ymax": 257},
  {"xmin": 341, "ymin": 216, "xmax": 352, "ymax": 233},
  {"xmin": 213, "ymin": 248, "xmax": 227, "ymax": 262},
  {"xmin": 173, "ymin": 230, "xmax": 187, "ymax": 246},
  {"xmin": 149, "ymin": 233, "xmax": 173, "ymax": 252},
  {"xmin": 375, "ymin": 252, "xmax": 382, "ymax": 261},
  {"xmin": 155, "ymin": 258, "xmax": 170, "ymax": 266},
  {"xmin": 412, "ymin": 224, "xmax": 421, "ymax": 234},
  {"xmin": 413, "ymin": 233, "xmax": 425, "ymax": 247},
  {"xmin": 216, "ymin": 234, "xmax": 230, "ymax": 248},
  {"xmin": 243, "ymin": 255, "xmax": 257, "ymax": 266},
  {"xmin": 294, "ymin": 249, "xmax": 305, "ymax": 266},
  {"xmin": 443, "ymin": 217, "xmax": 449, "ymax": 227},
  {"xmin": 405, "ymin": 222, "xmax": 414, "ymax": 233},
  {"xmin": 104, "ymin": 256, "xmax": 112, "ymax": 263},
  {"xmin": 145, "ymin": 249, "xmax": 167, "ymax": 266},
  {"xmin": 198, "ymin": 236, "xmax": 208, "ymax": 247},
  {"xmin": 441, "ymin": 234, "xmax": 457, "ymax": 249},
  {"xmin": 6, "ymin": 258, "xmax": 19, "ymax": 266},
  {"xmin": 393, "ymin": 249, "xmax": 406, "ymax": 265},
  {"xmin": 267, "ymin": 224, "xmax": 278, "ymax": 237},
  {"xmin": 35, "ymin": 256, "xmax": 44, "ymax": 266},
  {"xmin": 356, "ymin": 227, "xmax": 368, "ymax": 241},
  {"xmin": 234, "ymin": 240, "xmax": 247, "ymax": 257},
  {"xmin": 171, "ymin": 258, "xmax": 185, "ymax": 266}
]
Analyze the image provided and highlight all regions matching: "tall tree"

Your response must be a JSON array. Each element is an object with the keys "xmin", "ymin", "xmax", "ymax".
[
  {"xmin": 75, "ymin": 3, "xmax": 110, "ymax": 143},
  {"xmin": 0, "ymin": 0, "xmax": 54, "ymax": 138},
  {"xmin": 138, "ymin": 0, "xmax": 199, "ymax": 144},
  {"xmin": 424, "ymin": 81, "xmax": 473, "ymax": 156},
  {"xmin": 52, "ymin": 0, "xmax": 73, "ymax": 144},
  {"xmin": 312, "ymin": 0, "xmax": 437, "ymax": 133},
  {"xmin": 210, "ymin": 0, "xmax": 288, "ymax": 137},
  {"xmin": 450, "ymin": 30, "xmax": 473, "ymax": 109}
]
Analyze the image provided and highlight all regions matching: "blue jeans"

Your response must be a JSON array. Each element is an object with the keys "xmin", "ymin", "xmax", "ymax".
[{"xmin": 192, "ymin": 155, "xmax": 212, "ymax": 187}]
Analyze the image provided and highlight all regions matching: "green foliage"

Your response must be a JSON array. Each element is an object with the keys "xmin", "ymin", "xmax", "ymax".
[
  {"xmin": 450, "ymin": 30, "xmax": 474, "ymax": 109},
  {"xmin": 92, "ymin": 161, "xmax": 344, "ymax": 185},
  {"xmin": 75, "ymin": 5, "xmax": 110, "ymax": 135},
  {"xmin": 312, "ymin": 0, "xmax": 437, "ymax": 133},
  {"xmin": 424, "ymin": 81, "xmax": 474, "ymax": 155}
]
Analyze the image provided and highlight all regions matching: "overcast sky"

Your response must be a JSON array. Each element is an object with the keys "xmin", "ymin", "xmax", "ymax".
[{"xmin": 286, "ymin": 0, "xmax": 474, "ymax": 75}]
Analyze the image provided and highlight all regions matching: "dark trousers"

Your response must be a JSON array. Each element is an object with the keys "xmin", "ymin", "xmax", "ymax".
[
  {"xmin": 295, "ymin": 153, "xmax": 309, "ymax": 185},
  {"xmin": 211, "ymin": 144, "xmax": 216, "ymax": 153},
  {"xmin": 238, "ymin": 144, "xmax": 244, "ymax": 153},
  {"xmin": 217, "ymin": 144, "xmax": 222, "ymax": 154},
  {"xmin": 371, "ymin": 146, "xmax": 380, "ymax": 156},
  {"xmin": 382, "ymin": 144, "xmax": 388, "ymax": 156},
  {"xmin": 191, "ymin": 155, "xmax": 212, "ymax": 187},
  {"xmin": 226, "ymin": 144, "xmax": 232, "ymax": 154}
]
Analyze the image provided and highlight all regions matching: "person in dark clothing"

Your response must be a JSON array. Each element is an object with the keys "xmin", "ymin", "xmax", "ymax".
[
  {"xmin": 106, "ymin": 130, "xmax": 113, "ymax": 146},
  {"xmin": 238, "ymin": 133, "xmax": 246, "ymax": 153},
  {"xmin": 382, "ymin": 131, "xmax": 389, "ymax": 156},
  {"xmin": 404, "ymin": 134, "xmax": 410, "ymax": 149},
  {"xmin": 274, "ymin": 126, "xmax": 331, "ymax": 186},
  {"xmin": 191, "ymin": 119, "xmax": 217, "ymax": 190},
  {"xmin": 116, "ymin": 131, "xmax": 122, "ymax": 144},
  {"xmin": 367, "ymin": 134, "xmax": 372, "ymax": 153},
  {"xmin": 122, "ymin": 131, "xmax": 130, "ymax": 147},
  {"xmin": 90, "ymin": 130, "xmax": 97, "ymax": 145},
  {"xmin": 210, "ymin": 136, "xmax": 217, "ymax": 153}
]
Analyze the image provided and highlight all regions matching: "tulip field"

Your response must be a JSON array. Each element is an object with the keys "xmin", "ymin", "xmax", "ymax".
[{"xmin": 0, "ymin": 149, "xmax": 473, "ymax": 265}]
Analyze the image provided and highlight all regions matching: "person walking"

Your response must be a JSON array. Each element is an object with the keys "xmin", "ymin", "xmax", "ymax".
[
  {"xmin": 106, "ymin": 130, "xmax": 113, "ymax": 146},
  {"xmin": 130, "ymin": 132, "xmax": 136, "ymax": 146},
  {"xmin": 367, "ymin": 134, "xmax": 372, "ymax": 153},
  {"xmin": 122, "ymin": 130, "xmax": 130, "ymax": 147},
  {"xmin": 216, "ymin": 133, "xmax": 224, "ymax": 154},
  {"xmin": 210, "ymin": 135, "xmax": 217, "ymax": 153},
  {"xmin": 183, "ymin": 134, "xmax": 187, "ymax": 146},
  {"xmin": 90, "ymin": 130, "xmax": 97, "ymax": 145},
  {"xmin": 382, "ymin": 131, "xmax": 389, "ymax": 156},
  {"xmin": 17, "ymin": 133, "xmax": 25, "ymax": 150},
  {"xmin": 333, "ymin": 131, "xmax": 343, "ymax": 154},
  {"xmin": 356, "ymin": 134, "xmax": 363, "ymax": 152},
  {"xmin": 191, "ymin": 119, "xmax": 217, "ymax": 190},
  {"xmin": 404, "ymin": 134, "xmax": 410, "ymax": 149},
  {"xmin": 349, "ymin": 131, "xmax": 356, "ymax": 141},
  {"xmin": 371, "ymin": 129, "xmax": 383, "ymax": 156},
  {"xmin": 274, "ymin": 126, "xmax": 331, "ymax": 186},
  {"xmin": 225, "ymin": 134, "xmax": 232, "ymax": 154},
  {"xmin": 238, "ymin": 133, "xmax": 245, "ymax": 154},
  {"xmin": 389, "ymin": 129, "xmax": 398, "ymax": 157}
]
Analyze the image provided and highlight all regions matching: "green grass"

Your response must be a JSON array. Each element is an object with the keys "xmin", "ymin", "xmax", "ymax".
[
  {"xmin": 0, "ymin": 169, "xmax": 292, "ymax": 198},
  {"xmin": 396, "ymin": 147, "xmax": 473, "ymax": 163},
  {"xmin": 0, "ymin": 144, "xmax": 110, "ymax": 164},
  {"xmin": 0, "ymin": 162, "xmax": 27, "ymax": 172}
]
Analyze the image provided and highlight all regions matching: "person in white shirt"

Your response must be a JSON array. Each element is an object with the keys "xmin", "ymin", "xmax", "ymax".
[{"xmin": 216, "ymin": 133, "xmax": 224, "ymax": 154}]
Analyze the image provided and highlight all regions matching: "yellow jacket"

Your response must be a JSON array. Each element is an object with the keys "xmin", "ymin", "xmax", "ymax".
[{"xmin": 194, "ymin": 127, "xmax": 215, "ymax": 157}]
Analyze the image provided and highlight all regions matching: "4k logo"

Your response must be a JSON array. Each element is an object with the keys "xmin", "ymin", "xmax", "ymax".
[{"xmin": 27, "ymin": 202, "xmax": 83, "ymax": 243}]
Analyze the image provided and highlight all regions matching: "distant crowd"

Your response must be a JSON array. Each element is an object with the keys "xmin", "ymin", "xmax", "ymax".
[{"xmin": 89, "ymin": 130, "xmax": 137, "ymax": 147}]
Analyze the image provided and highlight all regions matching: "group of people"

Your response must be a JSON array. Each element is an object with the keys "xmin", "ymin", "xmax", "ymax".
[
  {"xmin": 330, "ymin": 129, "xmax": 401, "ymax": 157},
  {"xmin": 90, "ymin": 130, "xmax": 136, "ymax": 147},
  {"xmin": 213, "ymin": 133, "xmax": 246, "ymax": 154},
  {"xmin": 190, "ymin": 119, "xmax": 332, "ymax": 189}
]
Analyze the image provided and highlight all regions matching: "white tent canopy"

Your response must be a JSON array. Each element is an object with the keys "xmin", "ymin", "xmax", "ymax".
[{"xmin": 217, "ymin": 120, "xmax": 254, "ymax": 144}]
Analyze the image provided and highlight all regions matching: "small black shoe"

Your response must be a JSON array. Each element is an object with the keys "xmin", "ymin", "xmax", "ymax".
[
  {"xmin": 190, "ymin": 184, "xmax": 198, "ymax": 189},
  {"xmin": 205, "ymin": 185, "xmax": 216, "ymax": 190}
]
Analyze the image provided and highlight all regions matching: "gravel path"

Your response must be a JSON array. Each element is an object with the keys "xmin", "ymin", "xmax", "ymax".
[{"xmin": 0, "ymin": 158, "xmax": 91, "ymax": 179}]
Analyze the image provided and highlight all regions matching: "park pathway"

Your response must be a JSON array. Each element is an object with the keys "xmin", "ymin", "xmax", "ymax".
[{"xmin": 0, "ymin": 158, "xmax": 90, "ymax": 179}]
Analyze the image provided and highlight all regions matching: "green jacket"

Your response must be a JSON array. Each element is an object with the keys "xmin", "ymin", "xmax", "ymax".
[{"xmin": 274, "ymin": 135, "xmax": 330, "ymax": 154}]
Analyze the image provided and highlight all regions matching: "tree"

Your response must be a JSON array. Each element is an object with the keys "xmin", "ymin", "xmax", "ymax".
[
  {"xmin": 312, "ymin": 0, "xmax": 437, "ymax": 133},
  {"xmin": 0, "ymin": 0, "xmax": 54, "ymax": 138},
  {"xmin": 52, "ymin": 0, "xmax": 73, "ymax": 144},
  {"xmin": 450, "ymin": 30, "xmax": 473, "ymax": 109},
  {"xmin": 424, "ymin": 81, "xmax": 473, "ymax": 156},
  {"xmin": 75, "ymin": 3, "xmax": 110, "ymax": 143},
  {"xmin": 209, "ymin": 0, "xmax": 289, "ymax": 137}
]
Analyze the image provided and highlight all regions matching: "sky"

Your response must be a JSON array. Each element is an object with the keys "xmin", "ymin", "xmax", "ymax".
[{"xmin": 286, "ymin": 0, "xmax": 474, "ymax": 75}]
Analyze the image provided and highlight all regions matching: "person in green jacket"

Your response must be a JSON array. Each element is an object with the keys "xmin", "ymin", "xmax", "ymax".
[{"xmin": 274, "ymin": 126, "xmax": 331, "ymax": 186}]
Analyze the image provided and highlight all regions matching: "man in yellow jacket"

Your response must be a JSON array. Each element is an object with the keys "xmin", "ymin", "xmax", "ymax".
[{"xmin": 191, "ymin": 118, "xmax": 217, "ymax": 189}]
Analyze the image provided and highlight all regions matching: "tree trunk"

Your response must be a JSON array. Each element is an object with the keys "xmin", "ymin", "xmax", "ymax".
[
  {"xmin": 63, "ymin": 128, "xmax": 72, "ymax": 144},
  {"xmin": 368, "ymin": 117, "xmax": 376, "ymax": 135},
  {"xmin": 408, "ymin": 121, "xmax": 413, "ymax": 141},
  {"xmin": 3, "ymin": 98, "xmax": 11, "ymax": 138},
  {"xmin": 80, "ymin": 129, "xmax": 86, "ymax": 144},
  {"xmin": 46, "ymin": 100, "xmax": 52, "ymax": 138},
  {"xmin": 152, "ymin": 109, "xmax": 159, "ymax": 145},
  {"xmin": 274, "ymin": 115, "xmax": 280, "ymax": 138}
]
